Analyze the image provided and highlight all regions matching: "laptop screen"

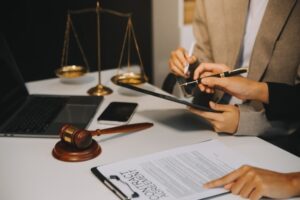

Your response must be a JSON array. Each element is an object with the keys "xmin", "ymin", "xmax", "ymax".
[{"xmin": 0, "ymin": 34, "xmax": 28, "ymax": 126}]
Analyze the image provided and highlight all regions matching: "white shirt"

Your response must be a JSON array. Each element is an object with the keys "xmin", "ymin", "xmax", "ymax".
[
  {"xmin": 240, "ymin": 0, "xmax": 269, "ymax": 68},
  {"xmin": 230, "ymin": 0, "xmax": 269, "ymax": 105}
]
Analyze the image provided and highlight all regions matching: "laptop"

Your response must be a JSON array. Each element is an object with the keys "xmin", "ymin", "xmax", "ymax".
[
  {"xmin": 0, "ymin": 34, "xmax": 103, "ymax": 137},
  {"xmin": 116, "ymin": 82, "xmax": 219, "ymax": 112}
]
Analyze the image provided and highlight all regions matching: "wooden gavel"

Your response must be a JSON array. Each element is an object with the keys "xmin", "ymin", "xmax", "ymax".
[{"xmin": 59, "ymin": 122, "xmax": 153, "ymax": 149}]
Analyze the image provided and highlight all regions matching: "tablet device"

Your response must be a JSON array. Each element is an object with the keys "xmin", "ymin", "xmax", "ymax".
[
  {"xmin": 177, "ymin": 60, "xmax": 200, "ymax": 98},
  {"xmin": 116, "ymin": 82, "xmax": 219, "ymax": 113}
]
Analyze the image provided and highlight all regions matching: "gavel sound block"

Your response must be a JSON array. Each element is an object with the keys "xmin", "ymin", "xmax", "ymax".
[{"xmin": 52, "ymin": 122, "xmax": 153, "ymax": 162}]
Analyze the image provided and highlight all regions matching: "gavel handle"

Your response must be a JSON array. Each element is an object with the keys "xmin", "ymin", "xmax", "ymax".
[{"xmin": 91, "ymin": 122, "xmax": 154, "ymax": 136}]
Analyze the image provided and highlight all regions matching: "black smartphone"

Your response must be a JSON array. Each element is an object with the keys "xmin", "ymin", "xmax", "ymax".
[{"xmin": 97, "ymin": 102, "xmax": 138, "ymax": 125}]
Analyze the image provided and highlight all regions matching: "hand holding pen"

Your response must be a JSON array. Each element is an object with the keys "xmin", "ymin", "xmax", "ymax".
[
  {"xmin": 168, "ymin": 47, "xmax": 197, "ymax": 77},
  {"xmin": 179, "ymin": 67, "xmax": 248, "ymax": 86}
]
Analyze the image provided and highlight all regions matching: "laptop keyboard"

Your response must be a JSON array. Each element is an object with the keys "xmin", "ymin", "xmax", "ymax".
[{"xmin": 2, "ymin": 97, "xmax": 68, "ymax": 133}]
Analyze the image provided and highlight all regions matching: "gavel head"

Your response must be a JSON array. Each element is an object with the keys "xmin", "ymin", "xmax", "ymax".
[{"xmin": 59, "ymin": 124, "xmax": 93, "ymax": 149}]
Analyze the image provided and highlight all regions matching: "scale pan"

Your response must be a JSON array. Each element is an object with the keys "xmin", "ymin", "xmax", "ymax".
[
  {"xmin": 111, "ymin": 72, "xmax": 147, "ymax": 85},
  {"xmin": 55, "ymin": 65, "xmax": 88, "ymax": 79}
]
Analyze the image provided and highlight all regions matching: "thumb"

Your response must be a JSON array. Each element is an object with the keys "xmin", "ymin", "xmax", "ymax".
[{"xmin": 209, "ymin": 101, "xmax": 231, "ymax": 112}]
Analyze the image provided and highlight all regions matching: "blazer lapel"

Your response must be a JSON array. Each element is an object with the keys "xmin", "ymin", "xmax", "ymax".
[
  {"xmin": 248, "ymin": 0, "xmax": 297, "ymax": 81},
  {"xmin": 223, "ymin": 0, "xmax": 249, "ymax": 68}
]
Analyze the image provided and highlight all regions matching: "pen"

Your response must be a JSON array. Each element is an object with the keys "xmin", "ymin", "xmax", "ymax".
[
  {"xmin": 179, "ymin": 67, "xmax": 248, "ymax": 86},
  {"xmin": 184, "ymin": 42, "xmax": 196, "ymax": 75}
]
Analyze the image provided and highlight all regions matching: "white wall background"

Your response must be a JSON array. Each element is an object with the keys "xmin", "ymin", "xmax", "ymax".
[{"xmin": 152, "ymin": 0, "xmax": 195, "ymax": 88}]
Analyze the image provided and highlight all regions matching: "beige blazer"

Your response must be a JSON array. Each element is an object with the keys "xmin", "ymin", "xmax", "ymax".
[{"xmin": 193, "ymin": 0, "xmax": 300, "ymax": 136}]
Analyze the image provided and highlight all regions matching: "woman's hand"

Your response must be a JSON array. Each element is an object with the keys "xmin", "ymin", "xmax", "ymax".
[
  {"xmin": 192, "ymin": 63, "xmax": 269, "ymax": 103},
  {"xmin": 189, "ymin": 101, "xmax": 239, "ymax": 134},
  {"xmin": 201, "ymin": 76, "xmax": 269, "ymax": 103},
  {"xmin": 204, "ymin": 165, "xmax": 300, "ymax": 200},
  {"xmin": 168, "ymin": 47, "xmax": 197, "ymax": 77},
  {"xmin": 193, "ymin": 63, "xmax": 231, "ymax": 93}
]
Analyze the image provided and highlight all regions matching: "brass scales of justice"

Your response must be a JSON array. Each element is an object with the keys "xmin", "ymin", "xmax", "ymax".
[{"xmin": 55, "ymin": 1, "xmax": 148, "ymax": 96}]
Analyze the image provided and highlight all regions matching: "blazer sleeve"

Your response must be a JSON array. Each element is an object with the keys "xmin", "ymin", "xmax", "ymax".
[
  {"xmin": 264, "ymin": 83, "xmax": 300, "ymax": 120},
  {"xmin": 235, "ymin": 83, "xmax": 300, "ymax": 136},
  {"xmin": 192, "ymin": 0, "xmax": 214, "ymax": 63}
]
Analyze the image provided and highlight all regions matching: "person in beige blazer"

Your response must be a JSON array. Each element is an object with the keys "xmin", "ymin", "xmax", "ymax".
[{"xmin": 169, "ymin": 0, "xmax": 300, "ymax": 136}]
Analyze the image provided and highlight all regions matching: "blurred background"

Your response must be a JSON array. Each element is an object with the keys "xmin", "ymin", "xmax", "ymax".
[{"xmin": 0, "ymin": 0, "xmax": 196, "ymax": 87}]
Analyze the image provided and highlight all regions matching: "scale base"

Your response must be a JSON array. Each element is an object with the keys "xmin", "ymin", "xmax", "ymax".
[
  {"xmin": 87, "ymin": 84, "xmax": 113, "ymax": 96},
  {"xmin": 111, "ymin": 72, "xmax": 147, "ymax": 85},
  {"xmin": 52, "ymin": 140, "xmax": 101, "ymax": 162}
]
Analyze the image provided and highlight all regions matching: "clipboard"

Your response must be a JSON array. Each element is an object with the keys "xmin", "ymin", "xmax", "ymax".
[
  {"xmin": 116, "ymin": 82, "xmax": 220, "ymax": 113},
  {"xmin": 90, "ymin": 140, "xmax": 252, "ymax": 200}
]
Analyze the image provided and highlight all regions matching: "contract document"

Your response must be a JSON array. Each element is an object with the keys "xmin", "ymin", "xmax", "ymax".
[{"xmin": 91, "ymin": 139, "xmax": 253, "ymax": 200}]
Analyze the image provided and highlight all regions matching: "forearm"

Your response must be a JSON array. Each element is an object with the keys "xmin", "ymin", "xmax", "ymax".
[
  {"xmin": 264, "ymin": 82, "xmax": 300, "ymax": 120},
  {"xmin": 248, "ymin": 81, "xmax": 269, "ymax": 104},
  {"xmin": 286, "ymin": 172, "xmax": 300, "ymax": 197},
  {"xmin": 235, "ymin": 103, "xmax": 291, "ymax": 136}
]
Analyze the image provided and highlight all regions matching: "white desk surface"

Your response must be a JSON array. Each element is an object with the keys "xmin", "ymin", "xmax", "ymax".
[{"xmin": 1, "ymin": 70, "xmax": 300, "ymax": 200}]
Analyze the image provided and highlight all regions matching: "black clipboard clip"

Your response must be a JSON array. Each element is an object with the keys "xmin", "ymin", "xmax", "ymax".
[
  {"xmin": 91, "ymin": 166, "xmax": 139, "ymax": 200},
  {"xmin": 109, "ymin": 175, "xmax": 139, "ymax": 199}
]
